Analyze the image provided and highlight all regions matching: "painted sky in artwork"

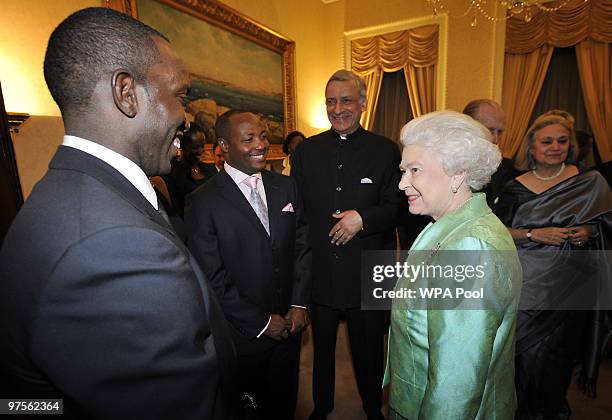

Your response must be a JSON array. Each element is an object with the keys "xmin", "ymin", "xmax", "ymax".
[{"xmin": 138, "ymin": 0, "xmax": 283, "ymax": 96}]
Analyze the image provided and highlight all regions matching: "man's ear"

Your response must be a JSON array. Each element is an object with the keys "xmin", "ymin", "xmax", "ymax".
[
  {"xmin": 112, "ymin": 70, "xmax": 138, "ymax": 118},
  {"xmin": 218, "ymin": 138, "xmax": 230, "ymax": 153},
  {"xmin": 359, "ymin": 97, "xmax": 367, "ymax": 112}
]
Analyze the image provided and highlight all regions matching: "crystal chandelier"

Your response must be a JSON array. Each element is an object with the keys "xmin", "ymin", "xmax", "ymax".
[{"xmin": 426, "ymin": 0, "xmax": 575, "ymax": 26}]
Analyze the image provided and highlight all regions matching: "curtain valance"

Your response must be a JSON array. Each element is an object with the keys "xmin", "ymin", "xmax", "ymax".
[
  {"xmin": 351, "ymin": 25, "xmax": 439, "ymax": 73},
  {"xmin": 506, "ymin": 0, "xmax": 612, "ymax": 54}
]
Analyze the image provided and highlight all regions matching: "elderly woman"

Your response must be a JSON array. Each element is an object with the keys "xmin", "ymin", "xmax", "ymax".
[
  {"xmin": 383, "ymin": 111, "xmax": 522, "ymax": 419},
  {"xmin": 494, "ymin": 112, "xmax": 612, "ymax": 419}
]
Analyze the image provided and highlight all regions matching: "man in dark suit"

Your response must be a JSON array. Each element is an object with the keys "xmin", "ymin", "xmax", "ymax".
[
  {"xmin": 0, "ymin": 8, "xmax": 233, "ymax": 419},
  {"xmin": 185, "ymin": 110, "xmax": 311, "ymax": 419},
  {"xmin": 463, "ymin": 99, "xmax": 517, "ymax": 205},
  {"xmin": 291, "ymin": 70, "xmax": 402, "ymax": 420},
  {"xmin": 211, "ymin": 141, "xmax": 226, "ymax": 173}
]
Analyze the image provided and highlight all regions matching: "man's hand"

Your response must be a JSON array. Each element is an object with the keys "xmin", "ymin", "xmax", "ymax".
[
  {"xmin": 329, "ymin": 210, "xmax": 363, "ymax": 245},
  {"xmin": 264, "ymin": 314, "xmax": 292, "ymax": 341},
  {"xmin": 285, "ymin": 307, "xmax": 309, "ymax": 334}
]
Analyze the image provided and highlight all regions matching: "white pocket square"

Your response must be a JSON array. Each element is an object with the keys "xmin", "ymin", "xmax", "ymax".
[
  {"xmin": 282, "ymin": 203, "xmax": 295, "ymax": 212},
  {"xmin": 360, "ymin": 177, "xmax": 373, "ymax": 184}
]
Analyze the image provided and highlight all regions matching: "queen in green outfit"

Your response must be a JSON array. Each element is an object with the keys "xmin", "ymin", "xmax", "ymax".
[{"xmin": 384, "ymin": 111, "xmax": 522, "ymax": 419}]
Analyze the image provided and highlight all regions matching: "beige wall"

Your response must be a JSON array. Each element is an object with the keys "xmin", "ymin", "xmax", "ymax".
[
  {"xmin": 220, "ymin": 0, "xmax": 504, "ymax": 126},
  {"xmin": 1, "ymin": 0, "xmax": 504, "ymax": 197},
  {"xmin": 12, "ymin": 117, "xmax": 65, "ymax": 198},
  {"xmin": 1, "ymin": 0, "xmax": 96, "ymax": 198},
  {"xmin": 0, "ymin": 0, "xmax": 97, "ymax": 116},
  {"xmin": 344, "ymin": 0, "xmax": 505, "ymax": 111},
  {"xmin": 221, "ymin": 0, "xmax": 346, "ymax": 136}
]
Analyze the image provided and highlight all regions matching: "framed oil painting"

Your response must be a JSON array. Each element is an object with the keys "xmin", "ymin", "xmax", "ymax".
[{"xmin": 107, "ymin": 0, "xmax": 296, "ymax": 160}]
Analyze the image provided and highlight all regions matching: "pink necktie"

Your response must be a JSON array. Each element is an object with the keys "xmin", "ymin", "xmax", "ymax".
[{"xmin": 243, "ymin": 176, "xmax": 270, "ymax": 235}]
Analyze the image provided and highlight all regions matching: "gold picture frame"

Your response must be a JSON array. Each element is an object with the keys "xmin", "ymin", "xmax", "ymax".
[{"xmin": 106, "ymin": 0, "xmax": 296, "ymax": 161}]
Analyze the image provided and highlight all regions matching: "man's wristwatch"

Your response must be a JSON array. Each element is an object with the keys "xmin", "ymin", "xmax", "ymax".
[{"xmin": 526, "ymin": 229, "xmax": 533, "ymax": 241}]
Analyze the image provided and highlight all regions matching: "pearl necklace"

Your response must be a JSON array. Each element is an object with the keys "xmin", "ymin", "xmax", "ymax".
[{"xmin": 532, "ymin": 162, "xmax": 565, "ymax": 181}]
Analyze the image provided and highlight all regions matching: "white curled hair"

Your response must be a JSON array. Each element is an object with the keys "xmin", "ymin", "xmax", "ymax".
[{"xmin": 399, "ymin": 111, "xmax": 502, "ymax": 191}]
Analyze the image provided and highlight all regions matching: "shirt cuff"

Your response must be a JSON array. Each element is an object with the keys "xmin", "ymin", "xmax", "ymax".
[
  {"xmin": 291, "ymin": 305, "xmax": 307, "ymax": 309},
  {"xmin": 256, "ymin": 315, "xmax": 272, "ymax": 338}
]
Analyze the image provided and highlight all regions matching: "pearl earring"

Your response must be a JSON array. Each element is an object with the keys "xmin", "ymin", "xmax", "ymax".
[{"xmin": 452, "ymin": 186, "xmax": 458, "ymax": 193}]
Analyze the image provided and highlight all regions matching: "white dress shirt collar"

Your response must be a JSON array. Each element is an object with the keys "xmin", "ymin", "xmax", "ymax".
[
  {"xmin": 223, "ymin": 161, "xmax": 267, "ymax": 208},
  {"xmin": 62, "ymin": 135, "xmax": 158, "ymax": 210},
  {"xmin": 223, "ymin": 161, "xmax": 262, "ymax": 184}
]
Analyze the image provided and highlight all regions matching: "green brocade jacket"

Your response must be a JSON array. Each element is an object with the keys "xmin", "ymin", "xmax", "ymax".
[{"xmin": 383, "ymin": 193, "xmax": 522, "ymax": 419}]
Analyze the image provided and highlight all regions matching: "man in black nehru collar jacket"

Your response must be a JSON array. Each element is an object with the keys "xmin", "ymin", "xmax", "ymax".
[
  {"xmin": 0, "ymin": 7, "xmax": 234, "ymax": 419},
  {"xmin": 292, "ymin": 69, "xmax": 402, "ymax": 420}
]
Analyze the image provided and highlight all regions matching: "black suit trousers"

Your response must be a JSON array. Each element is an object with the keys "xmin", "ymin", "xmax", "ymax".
[
  {"xmin": 237, "ymin": 333, "xmax": 302, "ymax": 420},
  {"xmin": 311, "ymin": 303, "xmax": 388, "ymax": 416}
]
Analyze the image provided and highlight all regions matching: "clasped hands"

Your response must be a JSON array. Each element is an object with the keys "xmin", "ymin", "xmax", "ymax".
[
  {"xmin": 529, "ymin": 225, "xmax": 595, "ymax": 247},
  {"xmin": 264, "ymin": 307, "xmax": 309, "ymax": 341},
  {"xmin": 329, "ymin": 210, "xmax": 363, "ymax": 245}
]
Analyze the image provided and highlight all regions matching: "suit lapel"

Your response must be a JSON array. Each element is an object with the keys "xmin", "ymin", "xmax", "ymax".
[
  {"xmin": 262, "ymin": 170, "xmax": 281, "ymax": 244},
  {"xmin": 50, "ymin": 146, "xmax": 176, "ymax": 236},
  {"xmin": 215, "ymin": 170, "xmax": 271, "ymax": 238}
]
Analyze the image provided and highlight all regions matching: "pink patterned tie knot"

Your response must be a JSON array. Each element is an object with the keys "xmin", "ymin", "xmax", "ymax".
[{"xmin": 244, "ymin": 175, "xmax": 259, "ymax": 189}]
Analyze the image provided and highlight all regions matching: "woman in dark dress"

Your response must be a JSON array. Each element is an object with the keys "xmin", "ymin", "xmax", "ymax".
[
  {"xmin": 271, "ymin": 130, "xmax": 305, "ymax": 175},
  {"xmin": 494, "ymin": 113, "xmax": 612, "ymax": 419},
  {"xmin": 163, "ymin": 123, "xmax": 215, "ymax": 217}
]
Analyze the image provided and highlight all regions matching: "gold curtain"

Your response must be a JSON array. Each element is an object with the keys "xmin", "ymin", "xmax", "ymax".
[
  {"xmin": 404, "ymin": 66, "xmax": 436, "ymax": 119},
  {"xmin": 576, "ymin": 40, "xmax": 612, "ymax": 161},
  {"xmin": 506, "ymin": 0, "xmax": 612, "ymax": 54},
  {"xmin": 504, "ymin": 0, "xmax": 612, "ymax": 161},
  {"xmin": 351, "ymin": 24, "xmax": 439, "ymax": 129},
  {"xmin": 360, "ymin": 71, "xmax": 384, "ymax": 133},
  {"xmin": 501, "ymin": 46, "xmax": 554, "ymax": 159}
]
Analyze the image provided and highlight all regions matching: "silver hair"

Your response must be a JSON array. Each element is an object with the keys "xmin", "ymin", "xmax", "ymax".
[
  {"xmin": 515, "ymin": 113, "xmax": 578, "ymax": 171},
  {"xmin": 399, "ymin": 110, "xmax": 502, "ymax": 191},
  {"xmin": 326, "ymin": 69, "xmax": 367, "ymax": 100}
]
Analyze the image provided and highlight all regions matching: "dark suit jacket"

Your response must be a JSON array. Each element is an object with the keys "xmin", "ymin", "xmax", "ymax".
[
  {"xmin": 270, "ymin": 158, "xmax": 288, "ymax": 174},
  {"xmin": 185, "ymin": 169, "xmax": 311, "ymax": 353},
  {"xmin": 0, "ymin": 146, "xmax": 234, "ymax": 419},
  {"xmin": 291, "ymin": 127, "xmax": 402, "ymax": 308},
  {"xmin": 485, "ymin": 157, "xmax": 519, "ymax": 207}
]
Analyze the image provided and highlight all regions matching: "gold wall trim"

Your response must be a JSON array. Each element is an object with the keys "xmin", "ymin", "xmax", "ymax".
[{"xmin": 343, "ymin": 14, "xmax": 448, "ymax": 111}]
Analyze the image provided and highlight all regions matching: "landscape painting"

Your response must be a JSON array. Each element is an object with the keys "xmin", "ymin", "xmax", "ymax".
[{"xmin": 135, "ymin": 0, "xmax": 296, "ymax": 153}]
